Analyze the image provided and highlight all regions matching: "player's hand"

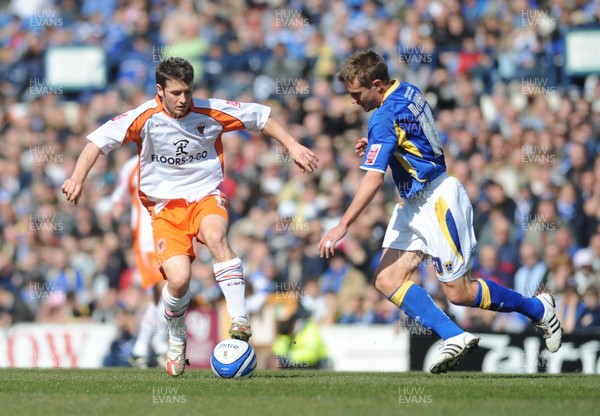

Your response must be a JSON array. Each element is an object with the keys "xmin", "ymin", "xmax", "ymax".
[
  {"xmin": 355, "ymin": 137, "xmax": 368, "ymax": 157},
  {"xmin": 318, "ymin": 223, "xmax": 348, "ymax": 259},
  {"xmin": 289, "ymin": 141, "xmax": 319, "ymax": 173},
  {"xmin": 61, "ymin": 178, "xmax": 84, "ymax": 205}
]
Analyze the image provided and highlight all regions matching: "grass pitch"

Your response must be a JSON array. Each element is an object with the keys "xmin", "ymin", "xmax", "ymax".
[{"xmin": 1, "ymin": 369, "xmax": 598, "ymax": 416}]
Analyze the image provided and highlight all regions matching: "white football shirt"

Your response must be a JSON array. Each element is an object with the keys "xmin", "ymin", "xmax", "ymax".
[{"xmin": 89, "ymin": 96, "xmax": 270, "ymax": 213}]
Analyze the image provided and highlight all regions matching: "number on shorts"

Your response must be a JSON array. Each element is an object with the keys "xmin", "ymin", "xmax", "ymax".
[{"xmin": 431, "ymin": 256, "xmax": 443, "ymax": 275}]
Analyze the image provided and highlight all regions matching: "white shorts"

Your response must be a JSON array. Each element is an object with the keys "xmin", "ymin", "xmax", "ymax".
[{"xmin": 382, "ymin": 173, "xmax": 477, "ymax": 282}]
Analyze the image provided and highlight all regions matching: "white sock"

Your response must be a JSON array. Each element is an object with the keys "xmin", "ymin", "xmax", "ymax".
[
  {"xmin": 162, "ymin": 284, "xmax": 191, "ymax": 344},
  {"xmin": 152, "ymin": 298, "xmax": 169, "ymax": 355},
  {"xmin": 214, "ymin": 257, "xmax": 247, "ymax": 320},
  {"xmin": 132, "ymin": 302, "xmax": 156, "ymax": 358}
]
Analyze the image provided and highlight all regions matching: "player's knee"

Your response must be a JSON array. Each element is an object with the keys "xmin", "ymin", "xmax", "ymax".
[
  {"xmin": 200, "ymin": 228, "xmax": 228, "ymax": 251},
  {"xmin": 444, "ymin": 290, "xmax": 472, "ymax": 306},
  {"xmin": 373, "ymin": 271, "xmax": 408, "ymax": 297},
  {"xmin": 442, "ymin": 276, "xmax": 478, "ymax": 306},
  {"xmin": 166, "ymin": 275, "xmax": 189, "ymax": 297},
  {"xmin": 373, "ymin": 274, "xmax": 386, "ymax": 294},
  {"xmin": 161, "ymin": 260, "xmax": 190, "ymax": 296}
]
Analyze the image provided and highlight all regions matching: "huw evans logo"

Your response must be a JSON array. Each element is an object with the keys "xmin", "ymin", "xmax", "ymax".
[
  {"xmin": 152, "ymin": 386, "xmax": 186, "ymax": 404},
  {"xmin": 398, "ymin": 386, "xmax": 432, "ymax": 405},
  {"xmin": 275, "ymin": 78, "xmax": 309, "ymax": 96},
  {"xmin": 275, "ymin": 9, "xmax": 309, "ymax": 27},
  {"xmin": 30, "ymin": 78, "xmax": 63, "ymax": 96},
  {"xmin": 521, "ymin": 78, "xmax": 555, "ymax": 95},
  {"xmin": 30, "ymin": 9, "xmax": 63, "ymax": 27}
]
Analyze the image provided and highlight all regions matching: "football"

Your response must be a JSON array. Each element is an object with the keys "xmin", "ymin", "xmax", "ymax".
[{"xmin": 210, "ymin": 339, "xmax": 257, "ymax": 379}]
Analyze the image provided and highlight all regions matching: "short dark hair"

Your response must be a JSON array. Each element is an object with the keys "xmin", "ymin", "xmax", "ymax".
[
  {"xmin": 337, "ymin": 50, "xmax": 390, "ymax": 88},
  {"xmin": 156, "ymin": 57, "xmax": 194, "ymax": 88}
]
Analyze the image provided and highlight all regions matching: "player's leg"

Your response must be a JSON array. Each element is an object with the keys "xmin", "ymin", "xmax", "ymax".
[
  {"xmin": 375, "ymin": 248, "xmax": 478, "ymax": 374},
  {"xmin": 152, "ymin": 203, "xmax": 196, "ymax": 377},
  {"xmin": 375, "ymin": 248, "xmax": 465, "ymax": 340},
  {"xmin": 129, "ymin": 250, "xmax": 154, "ymax": 368},
  {"xmin": 441, "ymin": 275, "xmax": 562, "ymax": 352},
  {"xmin": 195, "ymin": 193, "xmax": 251, "ymax": 341},
  {"xmin": 161, "ymin": 254, "xmax": 192, "ymax": 376},
  {"xmin": 130, "ymin": 293, "xmax": 156, "ymax": 368},
  {"xmin": 151, "ymin": 280, "xmax": 169, "ymax": 367},
  {"xmin": 433, "ymin": 177, "xmax": 561, "ymax": 352},
  {"xmin": 377, "ymin": 200, "xmax": 476, "ymax": 373},
  {"xmin": 405, "ymin": 175, "xmax": 487, "ymax": 372},
  {"xmin": 131, "ymin": 251, "xmax": 167, "ymax": 368}
]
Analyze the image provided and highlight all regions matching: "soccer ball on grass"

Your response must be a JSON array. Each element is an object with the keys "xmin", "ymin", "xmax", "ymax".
[{"xmin": 210, "ymin": 339, "xmax": 257, "ymax": 378}]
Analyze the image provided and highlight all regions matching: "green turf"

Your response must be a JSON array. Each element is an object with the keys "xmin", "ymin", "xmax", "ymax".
[{"xmin": 0, "ymin": 369, "xmax": 598, "ymax": 416}]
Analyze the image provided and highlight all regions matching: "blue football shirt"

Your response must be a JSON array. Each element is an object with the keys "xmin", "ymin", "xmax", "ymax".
[{"xmin": 360, "ymin": 80, "xmax": 446, "ymax": 199}]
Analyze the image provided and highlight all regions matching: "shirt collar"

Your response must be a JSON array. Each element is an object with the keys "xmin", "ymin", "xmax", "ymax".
[{"xmin": 382, "ymin": 79, "xmax": 400, "ymax": 104}]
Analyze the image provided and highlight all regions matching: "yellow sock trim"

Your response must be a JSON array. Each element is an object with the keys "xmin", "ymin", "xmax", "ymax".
[
  {"xmin": 389, "ymin": 280, "xmax": 415, "ymax": 308},
  {"xmin": 477, "ymin": 279, "xmax": 491, "ymax": 310}
]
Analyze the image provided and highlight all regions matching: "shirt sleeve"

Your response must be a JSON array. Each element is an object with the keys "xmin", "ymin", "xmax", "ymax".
[
  {"xmin": 360, "ymin": 111, "xmax": 397, "ymax": 174},
  {"xmin": 207, "ymin": 99, "xmax": 271, "ymax": 132},
  {"xmin": 87, "ymin": 100, "xmax": 157, "ymax": 154},
  {"xmin": 87, "ymin": 113, "xmax": 136, "ymax": 154}
]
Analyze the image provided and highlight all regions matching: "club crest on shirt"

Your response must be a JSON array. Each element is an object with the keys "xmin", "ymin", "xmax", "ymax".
[
  {"xmin": 443, "ymin": 261, "xmax": 454, "ymax": 274},
  {"xmin": 366, "ymin": 144, "xmax": 381, "ymax": 165},
  {"xmin": 196, "ymin": 123, "xmax": 207, "ymax": 136},
  {"xmin": 157, "ymin": 238, "xmax": 166, "ymax": 255}
]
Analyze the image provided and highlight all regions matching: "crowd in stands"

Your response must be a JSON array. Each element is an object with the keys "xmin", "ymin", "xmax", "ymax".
[{"xmin": 1, "ymin": 0, "xmax": 600, "ymax": 350}]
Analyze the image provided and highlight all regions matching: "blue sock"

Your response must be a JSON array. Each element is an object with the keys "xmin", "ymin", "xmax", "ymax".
[
  {"xmin": 474, "ymin": 279, "xmax": 544, "ymax": 321},
  {"xmin": 389, "ymin": 281, "xmax": 463, "ymax": 340}
]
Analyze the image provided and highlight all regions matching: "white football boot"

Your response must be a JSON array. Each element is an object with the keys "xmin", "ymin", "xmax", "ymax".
[
  {"xmin": 165, "ymin": 339, "xmax": 188, "ymax": 377},
  {"xmin": 429, "ymin": 332, "xmax": 479, "ymax": 374},
  {"xmin": 534, "ymin": 293, "xmax": 562, "ymax": 353},
  {"xmin": 229, "ymin": 317, "xmax": 252, "ymax": 342}
]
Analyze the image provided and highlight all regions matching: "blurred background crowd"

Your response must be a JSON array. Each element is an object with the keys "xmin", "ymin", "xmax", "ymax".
[{"xmin": 1, "ymin": 0, "xmax": 600, "ymax": 361}]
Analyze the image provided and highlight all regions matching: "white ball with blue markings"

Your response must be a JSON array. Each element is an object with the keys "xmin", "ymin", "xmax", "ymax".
[{"xmin": 211, "ymin": 339, "xmax": 257, "ymax": 378}]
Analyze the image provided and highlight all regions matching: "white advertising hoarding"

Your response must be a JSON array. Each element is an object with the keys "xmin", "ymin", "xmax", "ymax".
[{"xmin": 0, "ymin": 324, "xmax": 116, "ymax": 368}]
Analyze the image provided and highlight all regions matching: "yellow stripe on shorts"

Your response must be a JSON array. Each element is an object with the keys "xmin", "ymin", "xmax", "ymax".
[{"xmin": 434, "ymin": 196, "xmax": 464, "ymax": 262}]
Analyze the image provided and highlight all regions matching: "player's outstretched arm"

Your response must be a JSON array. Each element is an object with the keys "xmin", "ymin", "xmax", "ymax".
[
  {"xmin": 261, "ymin": 117, "xmax": 319, "ymax": 173},
  {"xmin": 61, "ymin": 142, "xmax": 102, "ymax": 205},
  {"xmin": 319, "ymin": 170, "xmax": 384, "ymax": 258}
]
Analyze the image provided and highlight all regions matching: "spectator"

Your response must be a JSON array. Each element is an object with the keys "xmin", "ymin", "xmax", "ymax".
[
  {"xmin": 271, "ymin": 302, "xmax": 328, "ymax": 369},
  {"xmin": 572, "ymin": 248, "xmax": 600, "ymax": 295},
  {"xmin": 575, "ymin": 285, "xmax": 600, "ymax": 333},
  {"xmin": 478, "ymin": 210, "xmax": 519, "ymax": 266},
  {"xmin": 472, "ymin": 244, "xmax": 514, "ymax": 289},
  {"xmin": 0, "ymin": 287, "xmax": 34, "ymax": 326},
  {"xmin": 102, "ymin": 307, "xmax": 138, "ymax": 367},
  {"xmin": 556, "ymin": 285, "xmax": 581, "ymax": 335},
  {"xmin": 522, "ymin": 198, "xmax": 570, "ymax": 256},
  {"xmin": 319, "ymin": 251, "xmax": 367, "ymax": 321},
  {"xmin": 514, "ymin": 243, "xmax": 548, "ymax": 297}
]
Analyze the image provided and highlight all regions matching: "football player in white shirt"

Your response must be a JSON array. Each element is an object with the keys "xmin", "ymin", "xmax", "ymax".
[{"xmin": 62, "ymin": 57, "xmax": 319, "ymax": 377}]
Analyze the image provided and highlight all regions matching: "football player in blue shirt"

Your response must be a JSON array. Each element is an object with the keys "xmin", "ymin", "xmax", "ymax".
[{"xmin": 319, "ymin": 50, "xmax": 562, "ymax": 373}]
